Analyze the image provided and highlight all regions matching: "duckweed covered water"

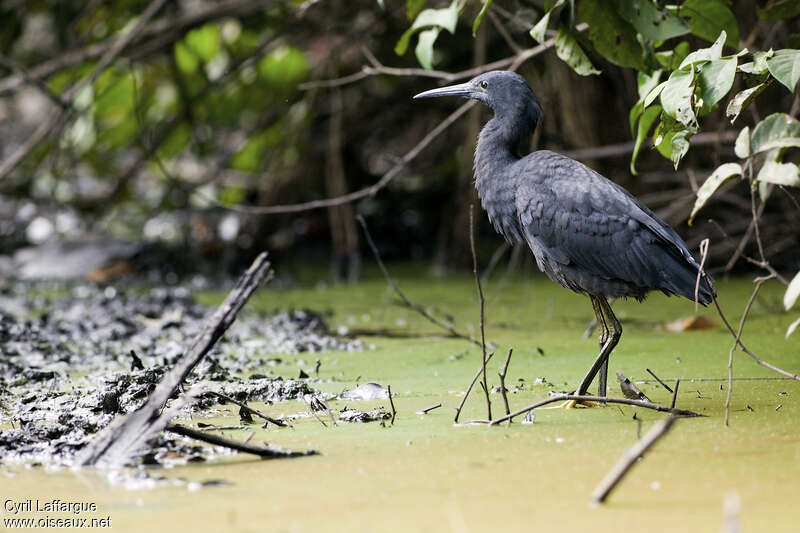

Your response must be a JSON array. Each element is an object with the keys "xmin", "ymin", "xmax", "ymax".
[{"xmin": 2, "ymin": 270, "xmax": 798, "ymax": 531}]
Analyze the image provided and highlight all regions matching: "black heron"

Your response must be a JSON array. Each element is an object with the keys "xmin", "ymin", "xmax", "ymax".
[{"xmin": 414, "ymin": 71, "xmax": 714, "ymax": 402}]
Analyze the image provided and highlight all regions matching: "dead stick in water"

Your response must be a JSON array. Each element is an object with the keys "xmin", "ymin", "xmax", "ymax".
[
  {"xmin": 166, "ymin": 424, "xmax": 315, "ymax": 459},
  {"xmin": 590, "ymin": 415, "xmax": 678, "ymax": 504},
  {"xmin": 417, "ymin": 404, "xmax": 441, "ymax": 414},
  {"xmin": 454, "ymin": 352, "xmax": 495, "ymax": 423},
  {"xmin": 470, "ymin": 205, "xmax": 492, "ymax": 422},
  {"xmin": 646, "ymin": 368, "xmax": 673, "ymax": 393},
  {"xmin": 356, "ymin": 215, "xmax": 479, "ymax": 346},
  {"xmin": 211, "ymin": 391, "xmax": 290, "ymax": 428},
  {"xmin": 498, "ymin": 348, "xmax": 513, "ymax": 417},
  {"xmin": 388, "ymin": 385, "xmax": 397, "ymax": 425},
  {"xmin": 488, "ymin": 394, "xmax": 700, "ymax": 426},
  {"xmin": 76, "ymin": 252, "xmax": 274, "ymax": 468},
  {"xmin": 671, "ymin": 379, "xmax": 681, "ymax": 409}
]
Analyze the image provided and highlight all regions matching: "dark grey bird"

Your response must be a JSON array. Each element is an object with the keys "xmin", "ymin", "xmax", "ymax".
[{"xmin": 414, "ymin": 71, "xmax": 713, "ymax": 401}]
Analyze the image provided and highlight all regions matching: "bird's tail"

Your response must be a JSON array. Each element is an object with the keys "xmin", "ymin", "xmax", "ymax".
[{"xmin": 660, "ymin": 253, "xmax": 715, "ymax": 306}]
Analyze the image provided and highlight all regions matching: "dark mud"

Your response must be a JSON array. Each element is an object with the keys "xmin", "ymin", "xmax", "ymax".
[{"xmin": 0, "ymin": 282, "xmax": 363, "ymax": 466}]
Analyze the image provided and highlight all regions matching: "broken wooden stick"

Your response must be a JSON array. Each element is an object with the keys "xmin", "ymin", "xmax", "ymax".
[
  {"xmin": 488, "ymin": 393, "xmax": 701, "ymax": 426},
  {"xmin": 454, "ymin": 352, "xmax": 495, "ymax": 423},
  {"xmin": 590, "ymin": 415, "xmax": 678, "ymax": 504},
  {"xmin": 211, "ymin": 391, "xmax": 289, "ymax": 428},
  {"xmin": 166, "ymin": 424, "xmax": 315, "ymax": 459},
  {"xmin": 498, "ymin": 348, "xmax": 513, "ymax": 417},
  {"xmin": 76, "ymin": 252, "xmax": 274, "ymax": 468},
  {"xmin": 356, "ymin": 214, "xmax": 480, "ymax": 347},
  {"xmin": 387, "ymin": 385, "xmax": 397, "ymax": 425}
]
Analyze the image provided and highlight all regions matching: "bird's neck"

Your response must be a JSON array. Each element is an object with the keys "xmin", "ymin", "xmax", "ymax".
[{"xmin": 473, "ymin": 110, "xmax": 537, "ymax": 243}]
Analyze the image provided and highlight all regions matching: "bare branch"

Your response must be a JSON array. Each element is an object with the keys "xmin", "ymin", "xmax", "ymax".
[
  {"xmin": 470, "ymin": 205, "xmax": 492, "ymax": 421},
  {"xmin": 0, "ymin": 0, "xmax": 171, "ymax": 182},
  {"xmin": 356, "ymin": 215, "xmax": 480, "ymax": 346},
  {"xmin": 725, "ymin": 274, "xmax": 774, "ymax": 426},
  {"xmin": 455, "ymin": 352, "xmax": 496, "ymax": 423},
  {"xmin": 488, "ymin": 394, "xmax": 702, "ymax": 426},
  {"xmin": 590, "ymin": 415, "xmax": 678, "ymax": 504}
]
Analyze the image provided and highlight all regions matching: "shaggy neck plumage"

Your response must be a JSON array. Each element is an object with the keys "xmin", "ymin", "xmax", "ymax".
[{"xmin": 473, "ymin": 96, "xmax": 541, "ymax": 242}]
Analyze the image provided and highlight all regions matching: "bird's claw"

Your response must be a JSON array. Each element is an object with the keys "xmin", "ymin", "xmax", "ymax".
[{"xmin": 542, "ymin": 398, "xmax": 605, "ymax": 409}]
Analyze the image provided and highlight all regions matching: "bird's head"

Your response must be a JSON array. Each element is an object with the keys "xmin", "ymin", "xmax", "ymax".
[{"xmin": 414, "ymin": 70, "xmax": 540, "ymax": 130}]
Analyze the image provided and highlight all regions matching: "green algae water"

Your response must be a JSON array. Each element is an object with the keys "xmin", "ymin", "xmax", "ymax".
[{"xmin": 3, "ymin": 271, "xmax": 798, "ymax": 532}]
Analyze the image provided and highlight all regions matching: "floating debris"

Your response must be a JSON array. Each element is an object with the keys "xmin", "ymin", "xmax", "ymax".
[
  {"xmin": 339, "ymin": 382, "xmax": 389, "ymax": 401},
  {"xmin": 338, "ymin": 407, "xmax": 391, "ymax": 423}
]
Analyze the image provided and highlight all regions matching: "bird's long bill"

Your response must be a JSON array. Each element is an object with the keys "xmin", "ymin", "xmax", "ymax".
[{"xmin": 413, "ymin": 82, "xmax": 472, "ymax": 100}]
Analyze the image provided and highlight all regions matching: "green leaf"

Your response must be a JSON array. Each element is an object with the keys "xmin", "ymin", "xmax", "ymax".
[
  {"xmin": 258, "ymin": 45, "xmax": 310, "ymax": 88},
  {"xmin": 395, "ymin": 0, "xmax": 459, "ymax": 61},
  {"xmin": 554, "ymin": 26, "xmax": 600, "ymax": 76},
  {"xmin": 734, "ymin": 126, "xmax": 750, "ymax": 158},
  {"xmin": 688, "ymin": 162, "xmax": 742, "ymax": 225},
  {"xmin": 530, "ymin": 0, "xmax": 564, "ymax": 44},
  {"xmin": 726, "ymin": 82, "xmax": 769, "ymax": 123},
  {"xmin": 749, "ymin": 113, "xmax": 800, "ymax": 154},
  {"xmin": 637, "ymin": 70, "xmax": 663, "ymax": 102},
  {"xmin": 629, "ymin": 101, "xmax": 644, "ymax": 135},
  {"xmin": 670, "ymin": 128, "xmax": 694, "ymax": 168},
  {"xmin": 660, "ymin": 67, "xmax": 696, "ymax": 126},
  {"xmin": 656, "ymin": 42, "xmax": 690, "ymax": 70},
  {"xmin": 756, "ymin": 161, "xmax": 800, "ymax": 187},
  {"xmin": 472, "ymin": 0, "xmax": 493, "ymax": 36},
  {"xmin": 766, "ymin": 49, "xmax": 800, "ymax": 92},
  {"xmin": 407, "ymin": 0, "xmax": 426, "ymax": 20},
  {"xmin": 415, "ymin": 28, "xmax": 440, "ymax": 70},
  {"xmin": 577, "ymin": 0, "xmax": 646, "ymax": 70},
  {"xmin": 679, "ymin": 31, "xmax": 726, "ymax": 69},
  {"xmin": 786, "ymin": 317, "xmax": 800, "ymax": 338},
  {"xmin": 174, "ymin": 41, "xmax": 199, "ymax": 74},
  {"xmin": 185, "ymin": 23, "xmax": 220, "ymax": 62},
  {"xmin": 681, "ymin": 0, "xmax": 739, "ymax": 47},
  {"xmin": 613, "ymin": 0, "xmax": 689, "ymax": 41},
  {"xmin": 630, "ymin": 104, "xmax": 661, "ymax": 175},
  {"xmin": 697, "ymin": 57, "xmax": 737, "ymax": 115},
  {"xmin": 785, "ymin": 270, "xmax": 800, "ymax": 310},
  {"xmin": 758, "ymin": 0, "xmax": 800, "ymax": 21},
  {"xmin": 739, "ymin": 49, "xmax": 774, "ymax": 74},
  {"xmin": 643, "ymin": 80, "xmax": 667, "ymax": 108}
]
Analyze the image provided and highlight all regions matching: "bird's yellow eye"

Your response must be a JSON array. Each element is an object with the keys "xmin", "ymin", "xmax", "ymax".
[{"xmin": 480, "ymin": 81, "xmax": 488, "ymax": 89}]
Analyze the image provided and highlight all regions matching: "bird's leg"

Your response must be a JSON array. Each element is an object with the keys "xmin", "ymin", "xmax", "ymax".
[
  {"xmin": 547, "ymin": 295, "xmax": 612, "ymax": 409},
  {"xmin": 593, "ymin": 296, "xmax": 610, "ymax": 398},
  {"xmin": 575, "ymin": 296, "xmax": 622, "ymax": 397}
]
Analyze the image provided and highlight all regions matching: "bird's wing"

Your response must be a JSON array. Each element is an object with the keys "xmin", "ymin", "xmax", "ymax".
[{"xmin": 516, "ymin": 151, "xmax": 700, "ymax": 292}]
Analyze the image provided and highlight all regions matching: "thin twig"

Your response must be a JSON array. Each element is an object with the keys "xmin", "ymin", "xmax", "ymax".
[
  {"xmin": 417, "ymin": 404, "xmax": 442, "ymax": 414},
  {"xmin": 356, "ymin": 215, "xmax": 479, "ymax": 346},
  {"xmin": 470, "ymin": 205, "xmax": 492, "ymax": 422},
  {"xmin": 166, "ymin": 424, "xmax": 315, "ymax": 459},
  {"xmin": 387, "ymin": 385, "xmax": 397, "ymax": 425},
  {"xmin": 498, "ymin": 348, "xmax": 513, "ymax": 417},
  {"xmin": 0, "ymin": 0, "xmax": 170, "ymax": 181},
  {"xmin": 695, "ymin": 238, "xmax": 710, "ymax": 312},
  {"xmin": 671, "ymin": 379, "xmax": 681, "ymax": 409},
  {"xmin": 217, "ymin": 101, "xmax": 475, "ymax": 214},
  {"xmin": 702, "ymin": 273, "xmax": 799, "ymax": 382},
  {"xmin": 646, "ymin": 368, "xmax": 673, "ymax": 393},
  {"xmin": 454, "ymin": 352, "xmax": 496, "ymax": 423},
  {"xmin": 0, "ymin": 0, "xmax": 274, "ymax": 95},
  {"xmin": 488, "ymin": 394, "xmax": 701, "ymax": 426},
  {"xmin": 210, "ymin": 391, "xmax": 289, "ymax": 428},
  {"xmin": 725, "ymin": 274, "xmax": 774, "ymax": 426},
  {"xmin": 590, "ymin": 415, "xmax": 678, "ymax": 504}
]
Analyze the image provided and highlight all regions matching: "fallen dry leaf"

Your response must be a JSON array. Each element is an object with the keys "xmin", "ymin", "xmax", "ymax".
[{"xmin": 659, "ymin": 315, "xmax": 718, "ymax": 332}]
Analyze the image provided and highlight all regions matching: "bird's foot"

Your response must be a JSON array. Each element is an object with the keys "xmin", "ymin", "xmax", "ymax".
[{"xmin": 542, "ymin": 397, "xmax": 605, "ymax": 409}]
